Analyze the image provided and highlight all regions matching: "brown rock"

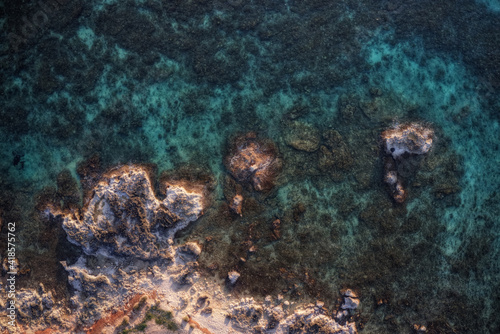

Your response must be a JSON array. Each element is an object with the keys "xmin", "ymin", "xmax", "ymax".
[
  {"xmin": 271, "ymin": 218, "xmax": 281, "ymax": 240},
  {"xmin": 230, "ymin": 194, "xmax": 243, "ymax": 216},
  {"xmin": 225, "ymin": 133, "xmax": 282, "ymax": 191}
]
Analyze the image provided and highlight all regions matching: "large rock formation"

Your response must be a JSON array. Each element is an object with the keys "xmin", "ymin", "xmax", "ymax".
[
  {"xmin": 54, "ymin": 165, "xmax": 205, "ymax": 260},
  {"xmin": 37, "ymin": 164, "xmax": 211, "ymax": 330},
  {"xmin": 382, "ymin": 123, "xmax": 434, "ymax": 159},
  {"xmin": 226, "ymin": 133, "xmax": 282, "ymax": 191}
]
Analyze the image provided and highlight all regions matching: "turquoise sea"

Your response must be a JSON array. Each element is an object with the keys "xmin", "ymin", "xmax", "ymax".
[{"xmin": 1, "ymin": 0, "xmax": 499, "ymax": 333}]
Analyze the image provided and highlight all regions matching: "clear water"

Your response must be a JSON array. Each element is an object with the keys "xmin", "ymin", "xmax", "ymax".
[{"xmin": 1, "ymin": 0, "xmax": 499, "ymax": 333}]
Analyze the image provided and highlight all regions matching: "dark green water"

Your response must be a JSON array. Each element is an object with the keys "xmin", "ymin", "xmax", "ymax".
[{"xmin": 1, "ymin": 0, "xmax": 500, "ymax": 333}]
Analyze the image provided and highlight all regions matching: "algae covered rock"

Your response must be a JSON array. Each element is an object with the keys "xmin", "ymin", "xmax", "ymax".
[
  {"xmin": 284, "ymin": 121, "xmax": 321, "ymax": 152},
  {"xmin": 318, "ymin": 130, "xmax": 354, "ymax": 180}
]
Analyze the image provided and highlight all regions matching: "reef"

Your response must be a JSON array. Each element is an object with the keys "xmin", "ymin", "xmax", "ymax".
[
  {"xmin": 229, "ymin": 296, "xmax": 358, "ymax": 334},
  {"xmin": 381, "ymin": 122, "xmax": 434, "ymax": 203},
  {"xmin": 2, "ymin": 0, "xmax": 499, "ymax": 332},
  {"xmin": 30, "ymin": 164, "xmax": 211, "ymax": 331},
  {"xmin": 51, "ymin": 165, "xmax": 205, "ymax": 260},
  {"xmin": 3, "ymin": 163, "xmax": 362, "ymax": 334},
  {"xmin": 225, "ymin": 133, "xmax": 282, "ymax": 192}
]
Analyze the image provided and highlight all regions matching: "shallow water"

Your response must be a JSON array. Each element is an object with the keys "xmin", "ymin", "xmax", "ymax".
[{"xmin": 1, "ymin": 0, "xmax": 500, "ymax": 333}]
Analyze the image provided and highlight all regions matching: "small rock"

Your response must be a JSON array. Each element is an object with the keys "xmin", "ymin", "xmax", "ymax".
[
  {"xmin": 413, "ymin": 324, "xmax": 427, "ymax": 332},
  {"xmin": 228, "ymin": 271, "xmax": 240, "ymax": 284},
  {"xmin": 384, "ymin": 171, "xmax": 398, "ymax": 185},
  {"xmin": 369, "ymin": 87, "xmax": 383, "ymax": 97},
  {"xmin": 341, "ymin": 288, "xmax": 358, "ymax": 298},
  {"xmin": 341, "ymin": 297, "xmax": 360, "ymax": 310},
  {"xmin": 271, "ymin": 218, "xmax": 281, "ymax": 240},
  {"xmin": 230, "ymin": 194, "xmax": 243, "ymax": 216}
]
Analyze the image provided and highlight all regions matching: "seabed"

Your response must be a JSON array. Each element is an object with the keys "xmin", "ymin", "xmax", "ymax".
[{"xmin": 1, "ymin": 1, "xmax": 500, "ymax": 333}]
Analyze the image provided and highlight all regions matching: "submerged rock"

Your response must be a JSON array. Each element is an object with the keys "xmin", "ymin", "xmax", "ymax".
[
  {"xmin": 226, "ymin": 133, "xmax": 282, "ymax": 191},
  {"xmin": 230, "ymin": 194, "xmax": 243, "ymax": 216},
  {"xmin": 284, "ymin": 121, "xmax": 321, "ymax": 152},
  {"xmin": 381, "ymin": 123, "xmax": 434, "ymax": 203},
  {"xmin": 413, "ymin": 324, "xmax": 428, "ymax": 332},
  {"xmin": 319, "ymin": 130, "xmax": 354, "ymax": 176}
]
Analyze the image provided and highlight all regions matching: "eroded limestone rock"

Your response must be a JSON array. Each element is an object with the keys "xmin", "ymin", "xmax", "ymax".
[
  {"xmin": 226, "ymin": 133, "xmax": 282, "ymax": 191},
  {"xmin": 382, "ymin": 123, "xmax": 434, "ymax": 159},
  {"xmin": 284, "ymin": 304, "xmax": 357, "ymax": 334},
  {"xmin": 53, "ymin": 165, "xmax": 205, "ymax": 260},
  {"xmin": 381, "ymin": 123, "xmax": 434, "ymax": 203}
]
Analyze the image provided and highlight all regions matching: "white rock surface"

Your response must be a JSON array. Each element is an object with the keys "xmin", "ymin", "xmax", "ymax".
[
  {"xmin": 382, "ymin": 123, "xmax": 434, "ymax": 159},
  {"xmin": 51, "ymin": 165, "xmax": 205, "ymax": 260},
  {"xmin": 342, "ymin": 296, "xmax": 360, "ymax": 310},
  {"xmin": 227, "ymin": 270, "xmax": 241, "ymax": 284},
  {"xmin": 281, "ymin": 304, "xmax": 357, "ymax": 334},
  {"xmin": 27, "ymin": 164, "xmax": 358, "ymax": 334},
  {"xmin": 164, "ymin": 185, "xmax": 204, "ymax": 225}
]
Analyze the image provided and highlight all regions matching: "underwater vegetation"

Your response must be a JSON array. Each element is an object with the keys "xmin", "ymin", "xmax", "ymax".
[{"xmin": 1, "ymin": 0, "xmax": 500, "ymax": 333}]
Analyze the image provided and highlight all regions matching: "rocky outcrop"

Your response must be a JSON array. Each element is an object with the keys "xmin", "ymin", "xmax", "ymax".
[
  {"xmin": 53, "ymin": 165, "xmax": 205, "ymax": 260},
  {"xmin": 284, "ymin": 304, "xmax": 357, "ymax": 334},
  {"xmin": 39, "ymin": 164, "xmax": 211, "ymax": 329},
  {"xmin": 382, "ymin": 123, "xmax": 434, "ymax": 159},
  {"xmin": 226, "ymin": 133, "xmax": 282, "ymax": 191},
  {"xmin": 230, "ymin": 194, "xmax": 243, "ymax": 216},
  {"xmin": 381, "ymin": 123, "xmax": 434, "ymax": 203},
  {"xmin": 228, "ymin": 297, "xmax": 357, "ymax": 334},
  {"xmin": 11, "ymin": 284, "xmax": 72, "ymax": 331}
]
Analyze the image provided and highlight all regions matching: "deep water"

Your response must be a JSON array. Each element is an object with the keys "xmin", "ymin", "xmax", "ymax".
[{"xmin": 1, "ymin": 0, "xmax": 500, "ymax": 333}]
